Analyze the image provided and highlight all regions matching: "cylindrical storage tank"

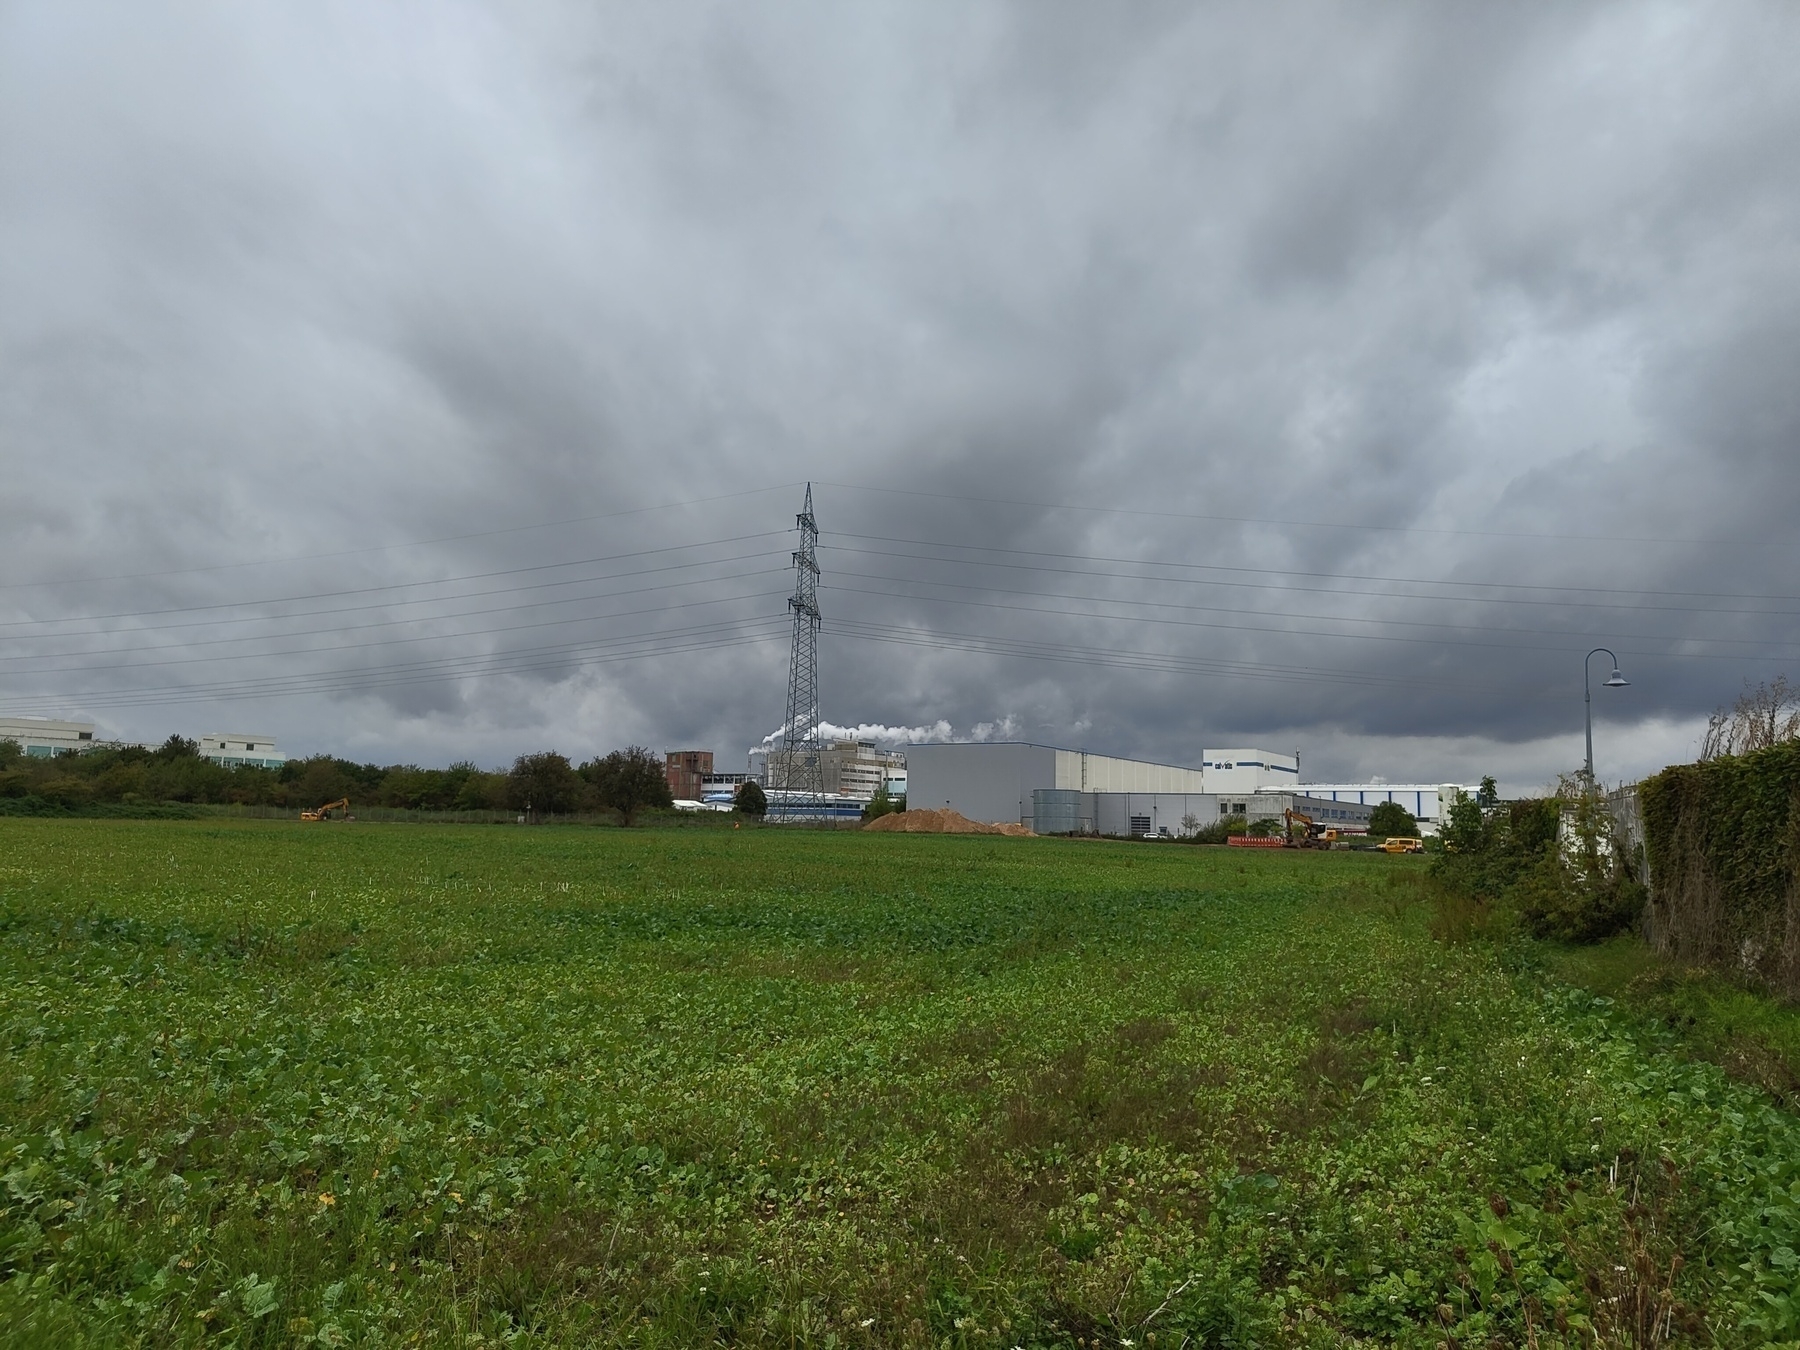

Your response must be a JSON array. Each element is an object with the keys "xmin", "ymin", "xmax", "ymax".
[{"xmin": 1032, "ymin": 788, "xmax": 1081, "ymax": 835}]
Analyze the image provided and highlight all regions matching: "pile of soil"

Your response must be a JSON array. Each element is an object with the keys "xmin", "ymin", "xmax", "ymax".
[{"xmin": 863, "ymin": 808, "xmax": 1034, "ymax": 837}]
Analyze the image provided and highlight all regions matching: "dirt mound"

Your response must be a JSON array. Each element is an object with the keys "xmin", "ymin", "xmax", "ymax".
[{"xmin": 863, "ymin": 808, "xmax": 1034, "ymax": 837}]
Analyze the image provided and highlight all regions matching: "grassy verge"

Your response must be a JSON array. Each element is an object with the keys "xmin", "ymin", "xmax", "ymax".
[
  {"xmin": 2, "ymin": 821, "xmax": 1797, "ymax": 1346},
  {"xmin": 1541, "ymin": 936, "xmax": 1800, "ymax": 1107}
]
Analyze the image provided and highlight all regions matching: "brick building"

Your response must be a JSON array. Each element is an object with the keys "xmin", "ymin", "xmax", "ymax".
[{"xmin": 664, "ymin": 750, "xmax": 714, "ymax": 801}]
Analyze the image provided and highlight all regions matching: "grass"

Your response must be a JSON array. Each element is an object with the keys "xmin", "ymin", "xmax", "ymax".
[
  {"xmin": 1, "ymin": 820, "xmax": 1797, "ymax": 1347},
  {"xmin": 1543, "ymin": 937, "xmax": 1800, "ymax": 1109}
]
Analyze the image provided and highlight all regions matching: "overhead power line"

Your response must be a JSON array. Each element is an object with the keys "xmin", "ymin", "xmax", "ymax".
[
  {"xmin": 0, "ymin": 561, "xmax": 788, "ymax": 655},
  {"xmin": 828, "ymin": 618, "xmax": 1553, "ymax": 701},
  {"xmin": 821, "ymin": 534, "xmax": 1800, "ymax": 612},
  {"xmin": 9, "ymin": 616, "xmax": 791, "ymax": 714},
  {"xmin": 0, "ymin": 588, "xmax": 789, "ymax": 677},
  {"xmin": 0, "ymin": 483, "xmax": 803, "ymax": 591},
  {"xmin": 826, "ymin": 570, "xmax": 1800, "ymax": 652},
  {"xmin": 820, "ymin": 480, "xmax": 1800, "ymax": 550},
  {"xmin": 0, "ymin": 532, "xmax": 788, "ymax": 630}
]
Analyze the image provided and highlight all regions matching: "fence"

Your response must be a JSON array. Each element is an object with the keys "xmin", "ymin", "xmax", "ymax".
[{"xmin": 201, "ymin": 804, "xmax": 605, "ymax": 826}]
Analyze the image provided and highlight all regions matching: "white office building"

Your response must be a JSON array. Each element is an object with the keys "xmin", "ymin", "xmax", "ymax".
[
  {"xmin": 0, "ymin": 717, "xmax": 97, "ymax": 758},
  {"xmin": 199, "ymin": 733, "xmax": 287, "ymax": 770}
]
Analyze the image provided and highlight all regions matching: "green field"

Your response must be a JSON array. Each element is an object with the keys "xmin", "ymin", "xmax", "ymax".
[{"xmin": 2, "ymin": 822, "xmax": 1797, "ymax": 1347}]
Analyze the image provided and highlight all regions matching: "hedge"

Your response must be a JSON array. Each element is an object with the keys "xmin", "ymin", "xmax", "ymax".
[{"xmin": 1639, "ymin": 739, "xmax": 1800, "ymax": 1001}]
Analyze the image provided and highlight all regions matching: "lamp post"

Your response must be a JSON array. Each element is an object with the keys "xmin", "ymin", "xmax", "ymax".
[{"xmin": 1584, "ymin": 648, "xmax": 1629, "ymax": 789}]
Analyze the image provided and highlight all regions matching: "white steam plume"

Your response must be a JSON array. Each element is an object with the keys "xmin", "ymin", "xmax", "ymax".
[{"xmin": 754, "ymin": 716, "xmax": 1019, "ymax": 749}]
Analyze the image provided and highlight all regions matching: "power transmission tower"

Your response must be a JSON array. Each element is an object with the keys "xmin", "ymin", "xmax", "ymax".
[{"xmin": 771, "ymin": 483, "xmax": 823, "ymax": 819}]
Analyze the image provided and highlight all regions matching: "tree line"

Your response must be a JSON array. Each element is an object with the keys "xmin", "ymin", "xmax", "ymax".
[{"xmin": 0, "ymin": 737, "xmax": 733, "ymax": 826}]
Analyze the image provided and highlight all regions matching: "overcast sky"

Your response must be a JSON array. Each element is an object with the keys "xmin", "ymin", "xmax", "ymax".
[{"xmin": 4, "ymin": 1, "xmax": 1798, "ymax": 794}]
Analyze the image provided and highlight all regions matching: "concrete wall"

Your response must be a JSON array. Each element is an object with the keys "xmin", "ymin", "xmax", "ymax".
[
  {"xmin": 1091, "ymin": 792, "xmax": 1220, "ymax": 837},
  {"xmin": 906, "ymin": 743, "xmax": 1058, "ymax": 824},
  {"xmin": 910, "ymin": 743, "xmax": 1211, "ymax": 824},
  {"xmin": 1052, "ymin": 750, "xmax": 1208, "ymax": 793}
]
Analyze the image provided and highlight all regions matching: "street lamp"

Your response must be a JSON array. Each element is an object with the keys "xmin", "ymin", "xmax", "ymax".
[{"xmin": 1584, "ymin": 647, "xmax": 1629, "ymax": 788}]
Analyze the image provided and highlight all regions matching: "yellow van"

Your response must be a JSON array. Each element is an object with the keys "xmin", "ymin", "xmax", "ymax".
[{"xmin": 1381, "ymin": 837, "xmax": 1424, "ymax": 854}]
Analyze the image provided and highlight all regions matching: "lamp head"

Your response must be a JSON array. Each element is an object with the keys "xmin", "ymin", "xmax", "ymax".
[{"xmin": 1605, "ymin": 669, "xmax": 1629, "ymax": 687}]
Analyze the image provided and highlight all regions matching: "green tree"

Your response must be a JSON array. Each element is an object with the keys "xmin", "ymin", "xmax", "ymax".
[
  {"xmin": 153, "ymin": 735, "xmax": 199, "ymax": 762},
  {"xmin": 735, "ymin": 781, "xmax": 767, "ymax": 817},
  {"xmin": 861, "ymin": 787, "xmax": 905, "ymax": 822},
  {"xmin": 1476, "ymin": 775, "xmax": 1500, "ymax": 808},
  {"xmin": 507, "ymin": 752, "xmax": 585, "ymax": 817},
  {"xmin": 581, "ymin": 746, "xmax": 671, "ymax": 826},
  {"xmin": 286, "ymin": 757, "xmax": 362, "ymax": 812},
  {"xmin": 1367, "ymin": 801, "xmax": 1418, "ymax": 837},
  {"xmin": 453, "ymin": 769, "xmax": 506, "ymax": 812}
]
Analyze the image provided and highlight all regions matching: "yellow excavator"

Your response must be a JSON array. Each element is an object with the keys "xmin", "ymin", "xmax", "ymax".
[
  {"xmin": 1283, "ymin": 809, "xmax": 1337, "ymax": 849},
  {"xmin": 300, "ymin": 798, "xmax": 352, "ymax": 822}
]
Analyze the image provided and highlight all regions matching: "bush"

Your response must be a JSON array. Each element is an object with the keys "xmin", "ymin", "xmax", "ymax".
[
  {"xmin": 1184, "ymin": 814, "xmax": 1247, "ymax": 845},
  {"xmin": 1367, "ymin": 800, "xmax": 1418, "ymax": 837},
  {"xmin": 1433, "ymin": 778, "xmax": 1644, "ymax": 945}
]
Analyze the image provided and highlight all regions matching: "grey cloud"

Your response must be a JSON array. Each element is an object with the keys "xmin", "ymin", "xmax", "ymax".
[{"xmin": 2, "ymin": 1, "xmax": 1797, "ymax": 795}]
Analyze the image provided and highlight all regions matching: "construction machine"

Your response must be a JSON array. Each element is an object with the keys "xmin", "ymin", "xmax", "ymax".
[
  {"xmin": 1283, "ymin": 809, "xmax": 1335, "ymax": 849},
  {"xmin": 300, "ymin": 798, "xmax": 352, "ymax": 822}
]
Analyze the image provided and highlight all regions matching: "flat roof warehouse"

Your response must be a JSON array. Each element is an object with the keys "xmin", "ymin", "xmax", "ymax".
[{"xmin": 904, "ymin": 741, "xmax": 1469, "ymax": 837}]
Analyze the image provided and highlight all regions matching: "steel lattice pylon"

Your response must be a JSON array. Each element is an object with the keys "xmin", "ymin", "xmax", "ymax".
[{"xmin": 770, "ymin": 483, "xmax": 823, "ymax": 818}]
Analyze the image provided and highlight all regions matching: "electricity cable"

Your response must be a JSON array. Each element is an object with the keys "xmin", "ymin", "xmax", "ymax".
[
  {"xmin": 818, "ymin": 480, "xmax": 1800, "ymax": 550},
  {"xmin": 0, "ymin": 483, "xmax": 802, "ymax": 591},
  {"xmin": 0, "ymin": 532, "xmax": 788, "ymax": 629},
  {"xmin": 820, "ymin": 535, "xmax": 1800, "ymax": 613}
]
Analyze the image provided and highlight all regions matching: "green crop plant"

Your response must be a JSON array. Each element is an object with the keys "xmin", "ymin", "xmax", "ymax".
[{"xmin": 1, "ymin": 820, "xmax": 1796, "ymax": 1346}]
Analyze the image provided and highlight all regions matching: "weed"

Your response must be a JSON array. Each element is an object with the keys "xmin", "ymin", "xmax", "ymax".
[{"xmin": 0, "ymin": 820, "xmax": 1796, "ymax": 1345}]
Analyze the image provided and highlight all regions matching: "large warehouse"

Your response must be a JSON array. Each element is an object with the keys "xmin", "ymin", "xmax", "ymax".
[
  {"xmin": 905, "ymin": 742, "xmax": 1208, "ymax": 826},
  {"xmin": 906, "ymin": 741, "xmax": 1469, "ymax": 835}
]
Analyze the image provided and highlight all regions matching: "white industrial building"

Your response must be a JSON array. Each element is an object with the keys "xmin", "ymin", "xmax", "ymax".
[
  {"xmin": 749, "ymin": 740, "xmax": 907, "ymax": 802},
  {"xmin": 1292, "ymin": 784, "xmax": 1466, "ymax": 833},
  {"xmin": 907, "ymin": 740, "xmax": 1470, "ymax": 836},
  {"xmin": 1200, "ymin": 749, "xmax": 1300, "ymax": 794},
  {"xmin": 1029, "ymin": 789, "xmax": 1376, "ymax": 838},
  {"xmin": 0, "ymin": 716, "xmax": 98, "ymax": 758},
  {"xmin": 906, "ymin": 742, "xmax": 1209, "ymax": 826},
  {"xmin": 199, "ymin": 733, "xmax": 287, "ymax": 770}
]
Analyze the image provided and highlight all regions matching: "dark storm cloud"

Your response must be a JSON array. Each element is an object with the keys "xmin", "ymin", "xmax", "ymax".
[{"xmin": 2, "ymin": 1, "xmax": 1797, "ymax": 791}]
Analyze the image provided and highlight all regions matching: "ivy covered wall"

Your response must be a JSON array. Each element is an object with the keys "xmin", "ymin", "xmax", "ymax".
[{"xmin": 1640, "ymin": 740, "xmax": 1800, "ymax": 1002}]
